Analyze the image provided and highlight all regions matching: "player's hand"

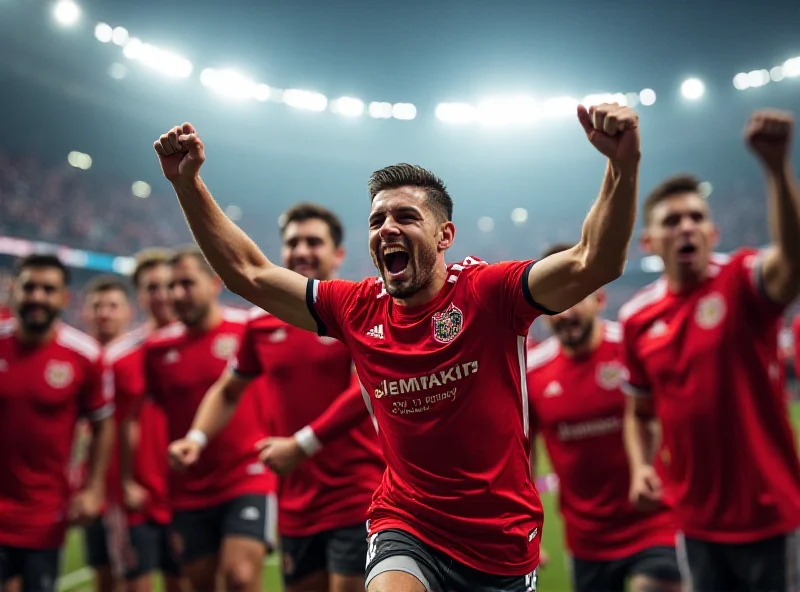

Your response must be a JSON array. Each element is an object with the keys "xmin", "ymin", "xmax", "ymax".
[
  {"xmin": 629, "ymin": 464, "xmax": 663, "ymax": 512},
  {"xmin": 577, "ymin": 103, "xmax": 640, "ymax": 165},
  {"xmin": 538, "ymin": 548, "xmax": 550, "ymax": 570},
  {"xmin": 153, "ymin": 122, "xmax": 205, "ymax": 183},
  {"xmin": 168, "ymin": 438, "xmax": 202, "ymax": 470},
  {"xmin": 68, "ymin": 487, "xmax": 103, "ymax": 526},
  {"xmin": 122, "ymin": 479, "xmax": 150, "ymax": 512},
  {"xmin": 256, "ymin": 437, "xmax": 308, "ymax": 476},
  {"xmin": 745, "ymin": 109, "xmax": 794, "ymax": 170}
]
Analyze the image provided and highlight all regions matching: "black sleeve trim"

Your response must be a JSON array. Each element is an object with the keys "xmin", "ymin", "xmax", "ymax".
[
  {"xmin": 305, "ymin": 278, "xmax": 328, "ymax": 337},
  {"xmin": 521, "ymin": 261, "xmax": 560, "ymax": 316},
  {"xmin": 231, "ymin": 368, "xmax": 260, "ymax": 380}
]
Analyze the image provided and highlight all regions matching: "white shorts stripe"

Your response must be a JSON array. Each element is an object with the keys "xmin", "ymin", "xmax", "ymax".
[
  {"xmin": 264, "ymin": 493, "xmax": 278, "ymax": 549},
  {"xmin": 675, "ymin": 531, "xmax": 692, "ymax": 583}
]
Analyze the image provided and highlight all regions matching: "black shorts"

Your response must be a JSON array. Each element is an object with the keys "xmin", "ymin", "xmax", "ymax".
[
  {"xmin": 281, "ymin": 523, "xmax": 367, "ymax": 585},
  {"xmin": 126, "ymin": 521, "xmax": 181, "ymax": 580},
  {"xmin": 571, "ymin": 546, "xmax": 682, "ymax": 592},
  {"xmin": 0, "ymin": 545, "xmax": 60, "ymax": 592},
  {"xmin": 365, "ymin": 528, "xmax": 537, "ymax": 592},
  {"xmin": 679, "ymin": 530, "xmax": 800, "ymax": 592},
  {"xmin": 172, "ymin": 493, "xmax": 277, "ymax": 565},
  {"xmin": 84, "ymin": 506, "xmax": 128, "ymax": 572}
]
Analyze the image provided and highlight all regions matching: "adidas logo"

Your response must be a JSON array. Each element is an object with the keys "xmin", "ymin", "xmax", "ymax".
[{"xmin": 366, "ymin": 324, "xmax": 384, "ymax": 339}]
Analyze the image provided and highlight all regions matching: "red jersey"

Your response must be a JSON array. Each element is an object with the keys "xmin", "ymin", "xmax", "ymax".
[
  {"xmin": 0, "ymin": 319, "xmax": 114, "ymax": 549},
  {"xmin": 105, "ymin": 326, "xmax": 171, "ymax": 526},
  {"xmin": 527, "ymin": 321, "xmax": 675, "ymax": 561},
  {"xmin": 620, "ymin": 249, "xmax": 800, "ymax": 543},
  {"xmin": 144, "ymin": 309, "xmax": 275, "ymax": 511},
  {"xmin": 308, "ymin": 257, "xmax": 545, "ymax": 575},
  {"xmin": 232, "ymin": 308, "xmax": 384, "ymax": 537}
]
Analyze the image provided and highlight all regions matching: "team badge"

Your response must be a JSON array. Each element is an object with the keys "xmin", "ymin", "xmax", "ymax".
[
  {"xmin": 45, "ymin": 360, "xmax": 73, "ymax": 389},
  {"xmin": 212, "ymin": 334, "xmax": 239, "ymax": 359},
  {"xmin": 596, "ymin": 361, "xmax": 628, "ymax": 390},
  {"xmin": 431, "ymin": 303, "xmax": 463, "ymax": 344},
  {"xmin": 695, "ymin": 292, "xmax": 726, "ymax": 330}
]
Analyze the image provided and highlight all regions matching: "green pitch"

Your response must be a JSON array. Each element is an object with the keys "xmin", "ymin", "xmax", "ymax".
[{"xmin": 58, "ymin": 403, "xmax": 800, "ymax": 592}]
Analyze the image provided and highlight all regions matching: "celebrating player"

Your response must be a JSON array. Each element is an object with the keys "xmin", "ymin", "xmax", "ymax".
[
  {"xmin": 113, "ymin": 248, "xmax": 184, "ymax": 592},
  {"xmin": 0, "ymin": 255, "xmax": 114, "ymax": 592},
  {"xmin": 527, "ymin": 244, "xmax": 681, "ymax": 592},
  {"xmin": 171, "ymin": 202, "xmax": 384, "ymax": 592},
  {"xmin": 621, "ymin": 110, "xmax": 800, "ymax": 592},
  {"xmin": 154, "ymin": 102, "xmax": 641, "ymax": 592},
  {"xmin": 144, "ymin": 247, "xmax": 275, "ymax": 592}
]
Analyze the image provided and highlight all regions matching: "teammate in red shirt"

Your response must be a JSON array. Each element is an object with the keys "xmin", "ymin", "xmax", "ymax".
[
  {"xmin": 154, "ymin": 102, "xmax": 641, "ymax": 591},
  {"xmin": 621, "ymin": 110, "xmax": 800, "ymax": 592},
  {"xmin": 144, "ymin": 247, "xmax": 275, "ymax": 592},
  {"xmin": 527, "ymin": 244, "xmax": 681, "ymax": 592},
  {"xmin": 171, "ymin": 203, "xmax": 384, "ymax": 592},
  {"xmin": 0, "ymin": 255, "xmax": 114, "ymax": 592}
]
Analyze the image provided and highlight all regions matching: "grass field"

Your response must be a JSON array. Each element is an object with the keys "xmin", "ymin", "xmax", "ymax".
[{"xmin": 58, "ymin": 403, "xmax": 800, "ymax": 592}]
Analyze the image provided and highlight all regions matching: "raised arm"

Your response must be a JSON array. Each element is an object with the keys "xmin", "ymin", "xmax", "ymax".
[
  {"xmin": 154, "ymin": 124, "xmax": 315, "ymax": 331},
  {"xmin": 528, "ymin": 103, "xmax": 640, "ymax": 313},
  {"xmin": 744, "ymin": 110, "xmax": 800, "ymax": 304}
]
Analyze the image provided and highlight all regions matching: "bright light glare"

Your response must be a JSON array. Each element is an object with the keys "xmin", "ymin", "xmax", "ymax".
[
  {"xmin": 200, "ymin": 68, "xmax": 259, "ymax": 99},
  {"xmin": 283, "ymin": 89, "xmax": 328, "ymax": 112},
  {"xmin": 476, "ymin": 97, "xmax": 538, "ymax": 126},
  {"xmin": 770, "ymin": 66, "xmax": 785, "ymax": 82},
  {"xmin": 122, "ymin": 38, "xmax": 142, "ymax": 59},
  {"xmin": 131, "ymin": 181, "xmax": 151, "ymax": 199},
  {"xmin": 746, "ymin": 69, "xmax": 770, "ymax": 88},
  {"xmin": 581, "ymin": 93, "xmax": 626, "ymax": 107},
  {"xmin": 53, "ymin": 0, "xmax": 80, "ymax": 25},
  {"xmin": 541, "ymin": 97, "xmax": 578, "ymax": 118},
  {"xmin": 625, "ymin": 92, "xmax": 640, "ymax": 107},
  {"xmin": 392, "ymin": 103, "xmax": 417, "ymax": 120},
  {"xmin": 733, "ymin": 72, "xmax": 749, "ymax": 90},
  {"xmin": 681, "ymin": 78, "xmax": 705, "ymax": 100},
  {"xmin": 784, "ymin": 57, "xmax": 800, "ymax": 78},
  {"xmin": 639, "ymin": 88, "xmax": 656, "ymax": 106},
  {"xmin": 94, "ymin": 22, "xmax": 113, "ymax": 43},
  {"xmin": 698, "ymin": 181, "xmax": 713, "ymax": 198},
  {"xmin": 67, "ymin": 151, "xmax": 92, "ymax": 170},
  {"xmin": 134, "ymin": 44, "xmax": 192, "ymax": 78},
  {"xmin": 112, "ymin": 26, "xmax": 129, "ymax": 46},
  {"xmin": 510, "ymin": 208, "xmax": 528, "ymax": 226},
  {"xmin": 225, "ymin": 205, "xmax": 242, "ymax": 221},
  {"xmin": 477, "ymin": 217, "xmax": 495, "ymax": 232},
  {"xmin": 108, "ymin": 63, "xmax": 127, "ymax": 80},
  {"xmin": 436, "ymin": 103, "xmax": 476, "ymax": 124},
  {"xmin": 369, "ymin": 102, "xmax": 393, "ymax": 119},
  {"xmin": 333, "ymin": 97, "xmax": 365, "ymax": 118}
]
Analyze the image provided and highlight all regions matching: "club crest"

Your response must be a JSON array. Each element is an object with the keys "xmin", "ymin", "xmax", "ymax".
[
  {"xmin": 45, "ymin": 360, "xmax": 73, "ymax": 389},
  {"xmin": 212, "ymin": 334, "xmax": 239, "ymax": 360},
  {"xmin": 596, "ymin": 361, "xmax": 628, "ymax": 390},
  {"xmin": 431, "ymin": 303, "xmax": 463, "ymax": 344},
  {"xmin": 695, "ymin": 292, "xmax": 726, "ymax": 330}
]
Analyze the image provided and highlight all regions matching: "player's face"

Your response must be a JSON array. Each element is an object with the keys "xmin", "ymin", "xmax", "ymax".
[
  {"xmin": 13, "ymin": 267, "xmax": 69, "ymax": 333},
  {"xmin": 136, "ymin": 264, "xmax": 174, "ymax": 326},
  {"xmin": 282, "ymin": 219, "xmax": 343, "ymax": 281},
  {"xmin": 643, "ymin": 193, "xmax": 718, "ymax": 282},
  {"xmin": 83, "ymin": 289, "xmax": 131, "ymax": 343},
  {"xmin": 369, "ymin": 187, "xmax": 450, "ymax": 299},
  {"xmin": 547, "ymin": 290, "xmax": 605, "ymax": 349},
  {"xmin": 169, "ymin": 257, "xmax": 220, "ymax": 327}
]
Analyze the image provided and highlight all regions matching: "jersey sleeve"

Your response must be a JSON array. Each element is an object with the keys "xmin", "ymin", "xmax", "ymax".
[
  {"xmin": 308, "ymin": 370, "xmax": 372, "ymax": 446},
  {"xmin": 470, "ymin": 260, "xmax": 556, "ymax": 335},
  {"xmin": 735, "ymin": 248, "xmax": 787, "ymax": 317},
  {"xmin": 620, "ymin": 318, "xmax": 651, "ymax": 397},
  {"xmin": 306, "ymin": 278, "xmax": 362, "ymax": 341},
  {"xmin": 230, "ymin": 323, "xmax": 262, "ymax": 378},
  {"xmin": 80, "ymin": 353, "xmax": 115, "ymax": 422}
]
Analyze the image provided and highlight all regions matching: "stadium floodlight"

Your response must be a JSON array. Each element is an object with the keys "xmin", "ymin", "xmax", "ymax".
[
  {"xmin": 435, "ymin": 103, "xmax": 476, "ymax": 124},
  {"xmin": 225, "ymin": 205, "xmax": 243, "ymax": 221},
  {"xmin": 200, "ymin": 68, "xmax": 258, "ymax": 99},
  {"xmin": 477, "ymin": 97, "xmax": 538, "ymax": 126},
  {"xmin": 477, "ymin": 217, "xmax": 495, "ymax": 233},
  {"xmin": 53, "ymin": 0, "xmax": 80, "ymax": 26},
  {"xmin": 392, "ymin": 103, "xmax": 417, "ymax": 121},
  {"xmin": 639, "ymin": 88, "xmax": 656, "ymax": 106},
  {"xmin": 333, "ymin": 97, "xmax": 365, "ymax": 118},
  {"xmin": 746, "ymin": 69, "xmax": 770, "ymax": 88},
  {"xmin": 680, "ymin": 78, "xmax": 705, "ymax": 100},
  {"xmin": 133, "ymin": 44, "xmax": 192, "ymax": 78},
  {"xmin": 131, "ymin": 181, "xmax": 151, "ymax": 199},
  {"xmin": 581, "ymin": 93, "xmax": 626, "ymax": 107},
  {"xmin": 625, "ymin": 92, "xmax": 640, "ymax": 107},
  {"xmin": 541, "ymin": 96, "xmax": 578, "ymax": 118},
  {"xmin": 67, "ymin": 151, "xmax": 92, "ymax": 170},
  {"xmin": 283, "ymin": 89, "xmax": 328, "ymax": 112},
  {"xmin": 733, "ymin": 73, "xmax": 749, "ymax": 90},
  {"xmin": 94, "ymin": 22, "xmax": 113, "ymax": 43},
  {"xmin": 510, "ymin": 208, "xmax": 528, "ymax": 226},
  {"xmin": 770, "ymin": 66, "xmax": 785, "ymax": 82},
  {"xmin": 368, "ymin": 102, "xmax": 393, "ymax": 119},
  {"xmin": 122, "ymin": 37, "xmax": 142, "ymax": 59},
  {"xmin": 111, "ymin": 26, "xmax": 129, "ymax": 46},
  {"xmin": 784, "ymin": 57, "xmax": 800, "ymax": 78},
  {"xmin": 254, "ymin": 84, "xmax": 271, "ymax": 102}
]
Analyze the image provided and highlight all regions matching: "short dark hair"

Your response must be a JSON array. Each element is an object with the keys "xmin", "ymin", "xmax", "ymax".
[
  {"xmin": 84, "ymin": 274, "xmax": 130, "ymax": 299},
  {"xmin": 540, "ymin": 242, "xmax": 575, "ymax": 260},
  {"xmin": 131, "ymin": 247, "xmax": 172, "ymax": 288},
  {"xmin": 643, "ymin": 174, "xmax": 703, "ymax": 226},
  {"xmin": 14, "ymin": 254, "xmax": 70, "ymax": 286},
  {"xmin": 169, "ymin": 245, "xmax": 215, "ymax": 277},
  {"xmin": 279, "ymin": 202, "xmax": 344, "ymax": 247},
  {"xmin": 368, "ymin": 164, "xmax": 453, "ymax": 223}
]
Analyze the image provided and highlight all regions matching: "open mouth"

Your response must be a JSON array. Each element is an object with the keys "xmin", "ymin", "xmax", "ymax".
[
  {"xmin": 383, "ymin": 246, "xmax": 410, "ymax": 278},
  {"xmin": 677, "ymin": 244, "xmax": 697, "ymax": 260}
]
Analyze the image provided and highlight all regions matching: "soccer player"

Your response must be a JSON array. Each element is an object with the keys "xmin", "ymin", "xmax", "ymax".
[
  {"xmin": 170, "ymin": 202, "xmax": 384, "ymax": 592},
  {"xmin": 527, "ymin": 244, "xmax": 681, "ymax": 592},
  {"xmin": 621, "ymin": 110, "xmax": 800, "ymax": 592},
  {"xmin": 113, "ymin": 249, "xmax": 183, "ymax": 592},
  {"xmin": 154, "ymin": 102, "xmax": 641, "ymax": 592},
  {"xmin": 0, "ymin": 254, "xmax": 114, "ymax": 592},
  {"xmin": 143, "ymin": 247, "xmax": 275, "ymax": 592}
]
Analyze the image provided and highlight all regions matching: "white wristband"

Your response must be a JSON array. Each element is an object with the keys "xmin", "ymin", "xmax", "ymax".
[
  {"xmin": 294, "ymin": 426, "xmax": 322, "ymax": 457},
  {"xmin": 186, "ymin": 429, "xmax": 208, "ymax": 449}
]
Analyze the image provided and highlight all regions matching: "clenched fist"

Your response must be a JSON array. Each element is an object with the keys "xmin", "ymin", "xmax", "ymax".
[
  {"xmin": 168, "ymin": 437, "xmax": 203, "ymax": 470},
  {"xmin": 256, "ymin": 436, "xmax": 308, "ymax": 476},
  {"xmin": 577, "ymin": 103, "xmax": 640, "ymax": 165},
  {"xmin": 745, "ymin": 109, "xmax": 794, "ymax": 170},
  {"xmin": 154, "ymin": 122, "xmax": 205, "ymax": 183}
]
